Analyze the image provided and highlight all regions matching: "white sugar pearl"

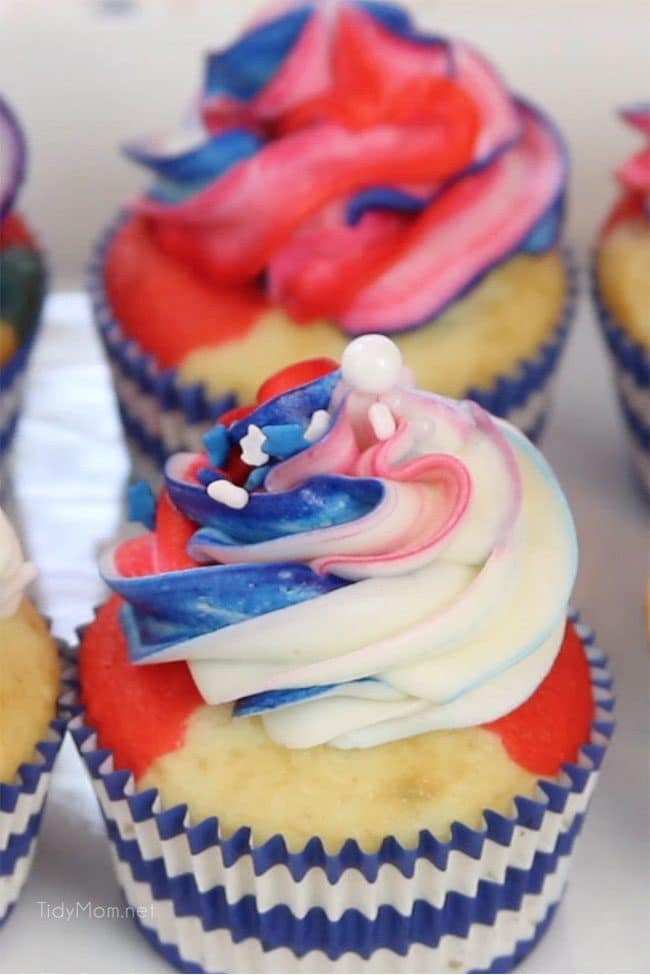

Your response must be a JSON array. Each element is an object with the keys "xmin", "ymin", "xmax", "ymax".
[
  {"xmin": 207, "ymin": 480, "xmax": 249, "ymax": 509},
  {"xmin": 368, "ymin": 402, "xmax": 396, "ymax": 440},
  {"xmin": 341, "ymin": 335, "xmax": 403, "ymax": 395}
]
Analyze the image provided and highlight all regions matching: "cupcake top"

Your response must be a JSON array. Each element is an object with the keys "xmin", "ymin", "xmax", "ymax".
[
  {"xmin": 598, "ymin": 105, "xmax": 650, "ymax": 347},
  {"xmin": 0, "ymin": 95, "xmax": 46, "ymax": 370},
  {"xmin": 0, "ymin": 504, "xmax": 35, "ymax": 618},
  {"xmin": 121, "ymin": 0, "xmax": 567, "ymax": 346},
  {"xmin": 101, "ymin": 335, "xmax": 578, "ymax": 750},
  {"xmin": 603, "ymin": 104, "xmax": 650, "ymax": 234}
]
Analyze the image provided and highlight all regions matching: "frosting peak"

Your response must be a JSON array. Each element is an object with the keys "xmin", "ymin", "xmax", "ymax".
[
  {"xmin": 124, "ymin": 1, "xmax": 567, "ymax": 336},
  {"xmin": 103, "ymin": 337, "xmax": 577, "ymax": 750},
  {"xmin": 0, "ymin": 507, "xmax": 35, "ymax": 618}
]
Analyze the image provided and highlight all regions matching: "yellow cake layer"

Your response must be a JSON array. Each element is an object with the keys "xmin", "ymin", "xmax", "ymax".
[
  {"xmin": 598, "ymin": 220, "xmax": 650, "ymax": 349},
  {"xmin": 0, "ymin": 599, "xmax": 59, "ymax": 783},
  {"xmin": 140, "ymin": 705, "xmax": 537, "ymax": 851},
  {"xmin": 178, "ymin": 250, "xmax": 567, "ymax": 403}
]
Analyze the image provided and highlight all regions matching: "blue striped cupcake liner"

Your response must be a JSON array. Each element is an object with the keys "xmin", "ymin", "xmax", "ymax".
[
  {"xmin": 0, "ymin": 634, "xmax": 74, "ymax": 926},
  {"xmin": 591, "ymin": 254, "xmax": 650, "ymax": 496},
  {"xmin": 89, "ymin": 215, "xmax": 577, "ymax": 474},
  {"xmin": 69, "ymin": 610, "xmax": 613, "ymax": 973}
]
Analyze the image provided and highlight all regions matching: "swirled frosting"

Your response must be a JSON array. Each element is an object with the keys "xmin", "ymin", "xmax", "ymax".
[
  {"xmin": 0, "ymin": 95, "xmax": 25, "ymax": 222},
  {"xmin": 102, "ymin": 336, "xmax": 577, "ymax": 750},
  {"xmin": 0, "ymin": 95, "xmax": 45, "ymax": 369},
  {"xmin": 123, "ymin": 1, "xmax": 567, "ymax": 334},
  {"xmin": 604, "ymin": 104, "xmax": 650, "ymax": 232},
  {"xmin": 0, "ymin": 506, "xmax": 35, "ymax": 618}
]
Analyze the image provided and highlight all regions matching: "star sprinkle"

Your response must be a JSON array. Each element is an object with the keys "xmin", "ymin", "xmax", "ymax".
[
  {"xmin": 203, "ymin": 424, "xmax": 230, "ymax": 468},
  {"xmin": 239, "ymin": 424, "xmax": 269, "ymax": 466},
  {"xmin": 126, "ymin": 480, "xmax": 156, "ymax": 529}
]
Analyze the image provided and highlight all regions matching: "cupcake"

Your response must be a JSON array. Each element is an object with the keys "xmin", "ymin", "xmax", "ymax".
[
  {"xmin": 594, "ymin": 105, "xmax": 650, "ymax": 495},
  {"xmin": 0, "ymin": 96, "xmax": 47, "ymax": 464},
  {"xmin": 91, "ymin": 0, "xmax": 576, "ymax": 472},
  {"xmin": 0, "ymin": 505, "xmax": 66, "ymax": 926},
  {"xmin": 72, "ymin": 335, "xmax": 613, "ymax": 973}
]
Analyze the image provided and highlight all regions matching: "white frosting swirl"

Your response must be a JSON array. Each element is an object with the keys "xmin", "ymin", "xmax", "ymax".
[
  {"xmin": 127, "ymin": 337, "xmax": 577, "ymax": 750},
  {"xmin": 0, "ymin": 506, "xmax": 35, "ymax": 618}
]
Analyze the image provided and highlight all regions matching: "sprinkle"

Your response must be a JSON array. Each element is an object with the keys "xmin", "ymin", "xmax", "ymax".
[
  {"xmin": 304, "ymin": 409, "xmax": 331, "ymax": 443},
  {"xmin": 126, "ymin": 480, "xmax": 156, "ymax": 529},
  {"xmin": 207, "ymin": 480, "xmax": 249, "ymax": 509},
  {"xmin": 261, "ymin": 423, "xmax": 307, "ymax": 459},
  {"xmin": 203, "ymin": 424, "xmax": 230, "ymax": 467},
  {"xmin": 368, "ymin": 401, "xmax": 396, "ymax": 440},
  {"xmin": 245, "ymin": 464, "xmax": 270, "ymax": 491},
  {"xmin": 239, "ymin": 424, "xmax": 269, "ymax": 466},
  {"xmin": 341, "ymin": 335, "xmax": 403, "ymax": 395}
]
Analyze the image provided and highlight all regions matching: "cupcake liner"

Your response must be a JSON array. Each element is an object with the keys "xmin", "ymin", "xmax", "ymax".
[
  {"xmin": 69, "ymin": 611, "xmax": 614, "ymax": 973},
  {"xmin": 465, "ymin": 248, "xmax": 577, "ymax": 444},
  {"xmin": 0, "ymin": 632, "xmax": 74, "ymax": 926},
  {"xmin": 0, "ymin": 245, "xmax": 47, "ymax": 472},
  {"xmin": 89, "ymin": 215, "xmax": 577, "ymax": 474},
  {"xmin": 0, "ymin": 316, "xmax": 40, "ymax": 462},
  {"xmin": 591, "ymin": 256, "xmax": 650, "ymax": 496}
]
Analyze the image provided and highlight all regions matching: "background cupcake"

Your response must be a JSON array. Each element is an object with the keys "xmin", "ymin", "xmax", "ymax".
[
  {"xmin": 594, "ymin": 104, "xmax": 650, "ymax": 495},
  {"xmin": 72, "ymin": 337, "xmax": 613, "ymax": 973},
  {"xmin": 0, "ymin": 96, "xmax": 47, "ymax": 467},
  {"xmin": 0, "ymin": 505, "xmax": 67, "ymax": 926},
  {"xmin": 91, "ymin": 0, "xmax": 576, "ymax": 471}
]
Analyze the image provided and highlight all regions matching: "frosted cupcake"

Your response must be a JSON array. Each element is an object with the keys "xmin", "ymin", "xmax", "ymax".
[
  {"xmin": 0, "ymin": 506, "xmax": 66, "ymax": 926},
  {"xmin": 594, "ymin": 105, "xmax": 650, "ymax": 494},
  {"xmin": 0, "ymin": 96, "xmax": 47, "ymax": 463},
  {"xmin": 91, "ymin": 0, "xmax": 576, "ymax": 471},
  {"xmin": 73, "ymin": 336, "xmax": 613, "ymax": 973}
]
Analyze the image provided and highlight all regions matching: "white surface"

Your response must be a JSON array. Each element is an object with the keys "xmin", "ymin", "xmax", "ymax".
[
  {"xmin": 1, "ymin": 0, "xmax": 649, "ymax": 285},
  {"xmin": 0, "ymin": 288, "xmax": 648, "ymax": 974}
]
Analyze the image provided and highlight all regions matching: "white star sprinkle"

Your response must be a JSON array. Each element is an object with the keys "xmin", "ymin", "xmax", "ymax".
[
  {"xmin": 304, "ymin": 409, "xmax": 331, "ymax": 443},
  {"xmin": 207, "ymin": 480, "xmax": 250, "ymax": 509},
  {"xmin": 368, "ymin": 401, "xmax": 396, "ymax": 441},
  {"xmin": 239, "ymin": 424, "xmax": 269, "ymax": 466}
]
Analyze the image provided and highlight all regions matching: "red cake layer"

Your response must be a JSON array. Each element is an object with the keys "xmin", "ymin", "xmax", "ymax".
[{"xmin": 104, "ymin": 215, "xmax": 268, "ymax": 369}]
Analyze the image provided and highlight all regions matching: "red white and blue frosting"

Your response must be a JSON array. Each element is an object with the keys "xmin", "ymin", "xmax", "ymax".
[
  {"xmin": 605, "ymin": 103, "xmax": 650, "ymax": 231},
  {"xmin": 123, "ymin": 1, "xmax": 568, "ymax": 333},
  {"xmin": 102, "ymin": 336, "xmax": 578, "ymax": 750},
  {"xmin": 0, "ymin": 96, "xmax": 25, "ymax": 223}
]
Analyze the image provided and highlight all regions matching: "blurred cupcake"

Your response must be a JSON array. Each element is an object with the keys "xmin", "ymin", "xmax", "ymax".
[
  {"xmin": 0, "ymin": 96, "xmax": 47, "ymax": 466},
  {"xmin": 594, "ymin": 105, "xmax": 650, "ymax": 494},
  {"xmin": 0, "ymin": 505, "xmax": 67, "ymax": 926},
  {"xmin": 72, "ymin": 336, "xmax": 613, "ymax": 973},
  {"xmin": 91, "ymin": 0, "xmax": 576, "ymax": 471}
]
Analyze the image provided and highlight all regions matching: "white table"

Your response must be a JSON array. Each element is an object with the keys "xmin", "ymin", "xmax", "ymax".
[{"xmin": 1, "ymin": 290, "xmax": 648, "ymax": 973}]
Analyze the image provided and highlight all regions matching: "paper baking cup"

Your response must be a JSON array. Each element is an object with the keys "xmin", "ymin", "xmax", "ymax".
[
  {"xmin": 592, "ymin": 258, "xmax": 650, "ymax": 496},
  {"xmin": 0, "ymin": 314, "xmax": 42, "ymax": 465},
  {"xmin": 466, "ymin": 248, "xmax": 577, "ymax": 445},
  {"xmin": 0, "ymin": 635, "xmax": 73, "ymax": 926},
  {"xmin": 89, "ymin": 216, "xmax": 577, "ymax": 473},
  {"xmin": 0, "ymin": 246, "xmax": 47, "ymax": 473},
  {"xmin": 70, "ymin": 611, "xmax": 613, "ymax": 974}
]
